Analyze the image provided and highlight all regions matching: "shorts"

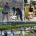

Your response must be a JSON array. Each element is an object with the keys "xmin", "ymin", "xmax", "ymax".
[
  {"xmin": 2, "ymin": 12, "xmax": 8, "ymax": 14},
  {"xmin": 29, "ymin": 12, "xmax": 33, "ymax": 14}
]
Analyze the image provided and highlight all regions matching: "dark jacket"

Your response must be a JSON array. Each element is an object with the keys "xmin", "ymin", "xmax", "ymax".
[{"xmin": 16, "ymin": 8, "xmax": 22, "ymax": 15}]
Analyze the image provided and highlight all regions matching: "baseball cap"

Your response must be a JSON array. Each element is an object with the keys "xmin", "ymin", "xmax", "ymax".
[{"xmin": 6, "ymin": 2, "xmax": 9, "ymax": 5}]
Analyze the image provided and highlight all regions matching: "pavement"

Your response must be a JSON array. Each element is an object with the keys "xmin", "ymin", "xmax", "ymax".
[
  {"xmin": 0, "ymin": 10, "xmax": 36, "ymax": 22},
  {"xmin": 0, "ymin": 10, "xmax": 24, "ymax": 22},
  {"xmin": 24, "ymin": 14, "xmax": 36, "ymax": 21}
]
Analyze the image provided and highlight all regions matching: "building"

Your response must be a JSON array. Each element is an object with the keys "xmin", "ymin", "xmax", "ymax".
[
  {"xmin": 33, "ymin": 0, "xmax": 36, "ymax": 1},
  {"xmin": 26, "ymin": 0, "xmax": 36, "ymax": 4},
  {"xmin": 0, "ymin": 0, "xmax": 23, "ymax": 9}
]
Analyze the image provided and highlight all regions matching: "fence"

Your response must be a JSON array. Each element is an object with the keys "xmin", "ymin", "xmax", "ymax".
[
  {"xmin": 0, "ymin": 21, "xmax": 36, "ymax": 25},
  {"xmin": 0, "ymin": 0, "xmax": 23, "ymax": 9}
]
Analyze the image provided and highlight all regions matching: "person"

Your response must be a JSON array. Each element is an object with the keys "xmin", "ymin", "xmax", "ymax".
[
  {"xmin": 24, "ymin": 5, "xmax": 26, "ymax": 20},
  {"xmin": 20, "ymin": 26, "xmax": 21, "ymax": 29},
  {"xmin": 4, "ymin": 31, "xmax": 7, "ymax": 36},
  {"xmin": 30, "ymin": 28, "xmax": 34, "ymax": 36},
  {"xmin": 34, "ymin": 2, "xmax": 36, "ymax": 15},
  {"xmin": 0, "ymin": 29, "xmax": 2, "ymax": 35},
  {"xmin": 34, "ymin": 29, "xmax": 36, "ymax": 33},
  {"xmin": 12, "ymin": 29, "xmax": 14, "ymax": 33},
  {"xmin": 11, "ymin": 33, "xmax": 13, "ymax": 36},
  {"xmin": 2, "ymin": 2, "xmax": 10, "ymax": 21},
  {"xmin": 11, "ymin": 29, "xmax": 12, "ymax": 33},
  {"xmin": 16, "ymin": 8, "xmax": 23, "ymax": 21},
  {"xmin": 20, "ymin": 29, "xmax": 22, "ymax": 34},
  {"xmin": 1, "ymin": 29, "xmax": 2, "ymax": 35},
  {"xmin": 30, "ymin": 28, "xmax": 32, "ymax": 32},
  {"xmin": 28, "ymin": 4, "xmax": 34, "ymax": 21},
  {"xmin": 11, "ymin": 29, "xmax": 14, "ymax": 36},
  {"xmin": 33, "ymin": 26, "xmax": 34, "ymax": 30},
  {"xmin": 12, "ymin": 7, "xmax": 15, "ymax": 15},
  {"xmin": 24, "ymin": 26, "xmax": 26, "ymax": 30}
]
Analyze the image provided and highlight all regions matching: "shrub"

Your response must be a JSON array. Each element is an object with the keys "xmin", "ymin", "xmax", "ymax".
[
  {"xmin": 32, "ymin": 1, "xmax": 36, "ymax": 5},
  {"xmin": 0, "ymin": 8, "xmax": 3, "ymax": 11},
  {"xmin": 24, "ymin": 12, "xmax": 29, "ymax": 18}
]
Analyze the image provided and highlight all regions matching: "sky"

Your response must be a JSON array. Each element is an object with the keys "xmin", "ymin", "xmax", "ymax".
[
  {"xmin": 33, "ymin": 0, "xmax": 36, "ymax": 1},
  {"xmin": 27, "ymin": 0, "xmax": 36, "ymax": 2},
  {"xmin": 26, "ymin": 0, "xmax": 36, "ymax": 4},
  {"xmin": 27, "ymin": 0, "xmax": 30, "ymax": 3},
  {"xmin": 27, "ymin": 0, "xmax": 36, "ymax": 3}
]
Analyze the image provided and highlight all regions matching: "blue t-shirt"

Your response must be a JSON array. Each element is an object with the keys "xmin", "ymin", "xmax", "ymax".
[
  {"xmin": 11, "ymin": 34, "xmax": 13, "ymax": 36},
  {"xmin": 2, "ymin": 5, "xmax": 10, "ymax": 12}
]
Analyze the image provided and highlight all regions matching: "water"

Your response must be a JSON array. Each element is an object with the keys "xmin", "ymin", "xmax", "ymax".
[
  {"xmin": 0, "ymin": 26, "xmax": 36, "ymax": 35},
  {"xmin": 0, "ymin": 30, "xmax": 28, "ymax": 35}
]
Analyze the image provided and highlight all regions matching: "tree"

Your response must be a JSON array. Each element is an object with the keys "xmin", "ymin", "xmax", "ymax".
[
  {"xmin": 30, "ymin": 0, "xmax": 33, "ymax": 4},
  {"xmin": 32, "ymin": 1, "xmax": 36, "ymax": 5},
  {"xmin": 24, "ymin": 0, "xmax": 27, "ymax": 3}
]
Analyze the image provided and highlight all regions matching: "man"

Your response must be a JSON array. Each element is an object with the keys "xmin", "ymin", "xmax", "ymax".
[
  {"xmin": 0, "ymin": 29, "xmax": 2, "ymax": 35},
  {"xmin": 12, "ymin": 7, "xmax": 15, "ymax": 15},
  {"xmin": 34, "ymin": 2, "xmax": 36, "ymax": 15},
  {"xmin": 24, "ymin": 5, "xmax": 26, "ymax": 20},
  {"xmin": 4, "ymin": 31, "xmax": 7, "ymax": 36},
  {"xmin": 2, "ymin": 2, "xmax": 10, "ymax": 21},
  {"xmin": 16, "ymin": 8, "xmax": 23, "ymax": 21}
]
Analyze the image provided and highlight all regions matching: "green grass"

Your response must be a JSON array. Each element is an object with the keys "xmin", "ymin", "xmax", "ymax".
[
  {"xmin": 0, "ymin": 33, "xmax": 36, "ymax": 36},
  {"xmin": 25, "ymin": 33, "xmax": 36, "ymax": 36},
  {"xmin": 0, "ymin": 24, "xmax": 36, "ymax": 30},
  {"xmin": 0, "ymin": 33, "xmax": 23, "ymax": 36}
]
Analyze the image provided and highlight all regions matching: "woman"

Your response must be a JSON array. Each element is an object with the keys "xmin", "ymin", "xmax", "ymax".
[
  {"xmin": 24, "ymin": 5, "xmax": 26, "ymax": 20},
  {"xmin": 34, "ymin": 2, "xmax": 36, "ymax": 15},
  {"xmin": 28, "ymin": 4, "xmax": 34, "ymax": 21},
  {"xmin": 24, "ymin": 5, "xmax": 26, "ymax": 13},
  {"xmin": 2, "ymin": 2, "xmax": 10, "ymax": 21}
]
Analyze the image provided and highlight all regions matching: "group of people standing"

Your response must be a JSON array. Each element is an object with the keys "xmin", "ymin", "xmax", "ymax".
[
  {"xmin": 12, "ymin": 7, "xmax": 23, "ymax": 21},
  {"xmin": 24, "ymin": 2, "xmax": 36, "ymax": 21},
  {"xmin": 2, "ymin": 2, "xmax": 36, "ymax": 21},
  {"xmin": 2, "ymin": 2, "xmax": 23, "ymax": 21}
]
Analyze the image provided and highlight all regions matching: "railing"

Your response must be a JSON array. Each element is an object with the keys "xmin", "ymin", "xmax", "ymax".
[{"xmin": 0, "ymin": 21, "xmax": 36, "ymax": 25}]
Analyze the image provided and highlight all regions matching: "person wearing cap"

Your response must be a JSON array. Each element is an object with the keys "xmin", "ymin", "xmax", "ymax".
[
  {"xmin": 2, "ymin": 2, "xmax": 10, "ymax": 21},
  {"xmin": 12, "ymin": 7, "xmax": 15, "ymax": 15},
  {"xmin": 34, "ymin": 2, "xmax": 36, "ymax": 15}
]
